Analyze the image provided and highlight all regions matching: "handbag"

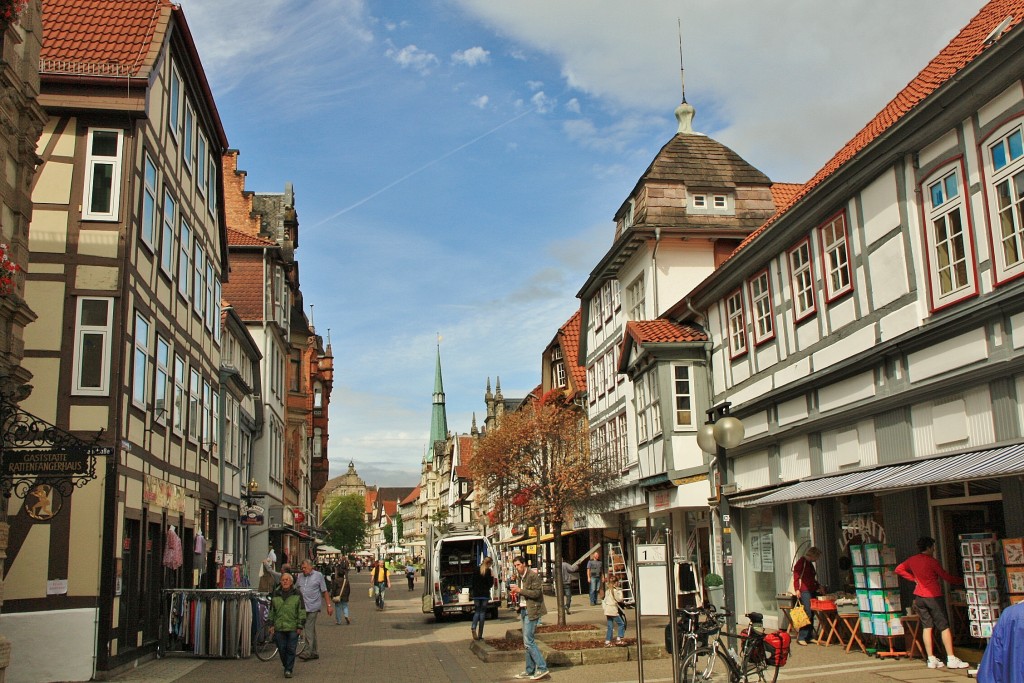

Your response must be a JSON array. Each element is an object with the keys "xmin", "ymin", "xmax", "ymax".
[
  {"xmin": 332, "ymin": 595, "xmax": 341, "ymax": 603},
  {"xmin": 789, "ymin": 603, "xmax": 811, "ymax": 630},
  {"xmin": 368, "ymin": 587, "xmax": 374, "ymax": 598}
]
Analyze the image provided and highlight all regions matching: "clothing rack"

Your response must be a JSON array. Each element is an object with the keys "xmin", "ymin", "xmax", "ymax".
[{"xmin": 160, "ymin": 588, "xmax": 259, "ymax": 659}]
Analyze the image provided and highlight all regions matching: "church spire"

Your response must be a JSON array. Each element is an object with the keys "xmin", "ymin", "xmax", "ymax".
[{"xmin": 429, "ymin": 343, "xmax": 448, "ymax": 450}]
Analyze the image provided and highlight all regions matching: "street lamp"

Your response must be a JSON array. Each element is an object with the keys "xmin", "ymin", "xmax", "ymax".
[{"xmin": 697, "ymin": 402, "xmax": 744, "ymax": 642}]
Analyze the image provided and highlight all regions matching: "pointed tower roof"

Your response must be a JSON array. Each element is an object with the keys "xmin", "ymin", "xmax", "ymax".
[{"xmin": 429, "ymin": 345, "xmax": 448, "ymax": 447}]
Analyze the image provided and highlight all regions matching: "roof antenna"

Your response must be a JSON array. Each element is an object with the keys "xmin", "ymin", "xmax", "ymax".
[{"xmin": 675, "ymin": 18, "xmax": 696, "ymax": 135}]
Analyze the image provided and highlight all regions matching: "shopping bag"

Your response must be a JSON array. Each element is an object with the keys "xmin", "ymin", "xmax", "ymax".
[
  {"xmin": 368, "ymin": 587, "xmax": 374, "ymax": 598},
  {"xmin": 789, "ymin": 603, "xmax": 811, "ymax": 630}
]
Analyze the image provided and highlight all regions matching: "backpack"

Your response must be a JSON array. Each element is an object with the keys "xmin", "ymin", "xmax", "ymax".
[{"xmin": 763, "ymin": 630, "xmax": 791, "ymax": 667}]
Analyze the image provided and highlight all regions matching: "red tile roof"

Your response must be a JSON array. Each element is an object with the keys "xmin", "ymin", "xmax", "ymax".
[
  {"xmin": 227, "ymin": 227, "xmax": 275, "ymax": 247},
  {"xmin": 770, "ymin": 183, "xmax": 804, "ymax": 215},
  {"xmin": 556, "ymin": 309, "xmax": 586, "ymax": 393},
  {"xmin": 733, "ymin": 0, "xmax": 1024, "ymax": 256},
  {"xmin": 400, "ymin": 485, "xmax": 421, "ymax": 506},
  {"xmin": 458, "ymin": 435, "xmax": 474, "ymax": 468},
  {"xmin": 381, "ymin": 500, "xmax": 398, "ymax": 517},
  {"xmin": 365, "ymin": 489, "xmax": 377, "ymax": 514},
  {"xmin": 625, "ymin": 319, "xmax": 707, "ymax": 345}
]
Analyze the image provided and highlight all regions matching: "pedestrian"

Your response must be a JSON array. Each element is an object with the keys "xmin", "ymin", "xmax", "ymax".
[
  {"xmin": 331, "ymin": 569, "xmax": 351, "ymax": 625},
  {"xmin": 267, "ymin": 572, "xmax": 305, "ymax": 679},
  {"xmin": 296, "ymin": 559, "xmax": 332, "ymax": 661},
  {"xmin": 406, "ymin": 560, "xmax": 417, "ymax": 591},
  {"xmin": 470, "ymin": 556, "xmax": 494, "ymax": 641},
  {"xmin": 509, "ymin": 555, "xmax": 550, "ymax": 680},
  {"xmin": 560, "ymin": 559, "xmax": 578, "ymax": 614},
  {"xmin": 895, "ymin": 536, "xmax": 969, "ymax": 669},
  {"xmin": 977, "ymin": 601, "xmax": 1024, "ymax": 681},
  {"xmin": 792, "ymin": 546, "xmax": 822, "ymax": 646},
  {"xmin": 587, "ymin": 551, "xmax": 602, "ymax": 606},
  {"xmin": 355, "ymin": 558, "xmax": 362, "ymax": 573},
  {"xmin": 602, "ymin": 570, "xmax": 626, "ymax": 647},
  {"xmin": 371, "ymin": 559, "xmax": 391, "ymax": 610}
]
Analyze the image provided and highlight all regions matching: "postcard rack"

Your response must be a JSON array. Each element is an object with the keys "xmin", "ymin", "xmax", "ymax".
[{"xmin": 160, "ymin": 588, "xmax": 258, "ymax": 659}]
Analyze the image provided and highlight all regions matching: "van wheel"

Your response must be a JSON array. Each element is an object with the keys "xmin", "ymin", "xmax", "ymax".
[{"xmin": 434, "ymin": 607, "xmax": 444, "ymax": 622}]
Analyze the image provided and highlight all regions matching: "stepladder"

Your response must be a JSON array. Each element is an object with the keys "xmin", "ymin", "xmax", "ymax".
[{"xmin": 607, "ymin": 542, "xmax": 635, "ymax": 606}]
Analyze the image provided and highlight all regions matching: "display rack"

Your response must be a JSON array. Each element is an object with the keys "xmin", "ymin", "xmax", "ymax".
[{"xmin": 160, "ymin": 588, "xmax": 259, "ymax": 659}]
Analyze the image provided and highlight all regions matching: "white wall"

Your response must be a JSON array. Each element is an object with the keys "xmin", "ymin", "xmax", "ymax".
[{"xmin": 1, "ymin": 609, "xmax": 97, "ymax": 682}]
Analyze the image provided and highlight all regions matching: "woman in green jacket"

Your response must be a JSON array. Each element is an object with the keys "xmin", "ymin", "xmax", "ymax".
[{"xmin": 268, "ymin": 573, "xmax": 306, "ymax": 677}]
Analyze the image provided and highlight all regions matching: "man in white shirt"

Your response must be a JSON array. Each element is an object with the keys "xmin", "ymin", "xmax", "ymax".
[{"xmin": 296, "ymin": 560, "xmax": 332, "ymax": 660}]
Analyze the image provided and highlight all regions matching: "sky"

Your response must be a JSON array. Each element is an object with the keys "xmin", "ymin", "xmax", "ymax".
[{"xmin": 176, "ymin": 0, "xmax": 986, "ymax": 488}]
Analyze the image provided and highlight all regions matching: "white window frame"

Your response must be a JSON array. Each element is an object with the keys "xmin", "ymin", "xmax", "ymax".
[
  {"xmin": 604, "ymin": 349, "xmax": 615, "ymax": 393},
  {"xmin": 197, "ymin": 132, "xmax": 208, "ymax": 198},
  {"xmin": 178, "ymin": 220, "xmax": 192, "ymax": 299},
  {"xmin": 627, "ymin": 273, "xmax": 645, "ymax": 321},
  {"xmin": 169, "ymin": 66, "xmax": 182, "ymax": 138},
  {"xmin": 726, "ymin": 289, "xmax": 748, "ymax": 358},
  {"xmin": 155, "ymin": 336, "xmax": 170, "ymax": 424},
  {"xmin": 617, "ymin": 412, "xmax": 629, "ymax": 466},
  {"xmin": 212, "ymin": 280, "xmax": 222, "ymax": 343},
  {"xmin": 161, "ymin": 190, "xmax": 176, "ymax": 276},
  {"xmin": 189, "ymin": 367, "xmax": 200, "ymax": 441},
  {"xmin": 713, "ymin": 194, "xmax": 727, "ymax": 209},
  {"xmin": 173, "ymin": 354, "xmax": 186, "ymax": 436},
  {"xmin": 787, "ymin": 238, "xmax": 817, "ymax": 322},
  {"xmin": 82, "ymin": 128, "xmax": 123, "ymax": 221},
  {"xmin": 692, "ymin": 194, "xmax": 707, "ymax": 209},
  {"xmin": 205, "ymin": 261, "xmax": 216, "ymax": 331},
  {"xmin": 748, "ymin": 268, "xmax": 774, "ymax": 345},
  {"xmin": 132, "ymin": 313, "xmax": 150, "ymax": 408},
  {"xmin": 819, "ymin": 210, "xmax": 853, "ymax": 302},
  {"xmin": 923, "ymin": 161, "xmax": 976, "ymax": 309},
  {"xmin": 635, "ymin": 376, "xmax": 649, "ymax": 443},
  {"xmin": 183, "ymin": 101, "xmax": 195, "ymax": 173},
  {"xmin": 984, "ymin": 120, "xmax": 1024, "ymax": 283},
  {"xmin": 193, "ymin": 243, "xmax": 205, "ymax": 317},
  {"xmin": 72, "ymin": 297, "xmax": 114, "ymax": 396},
  {"xmin": 141, "ymin": 153, "xmax": 158, "ymax": 250},
  {"xmin": 208, "ymin": 156, "xmax": 218, "ymax": 217},
  {"xmin": 673, "ymin": 364, "xmax": 695, "ymax": 430},
  {"xmin": 202, "ymin": 379, "xmax": 212, "ymax": 451}
]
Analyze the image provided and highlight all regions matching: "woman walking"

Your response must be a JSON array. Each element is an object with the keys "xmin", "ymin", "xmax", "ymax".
[
  {"xmin": 268, "ymin": 572, "xmax": 305, "ymax": 678},
  {"xmin": 602, "ymin": 570, "xmax": 626, "ymax": 646},
  {"xmin": 332, "ymin": 570, "xmax": 351, "ymax": 625},
  {"xmin": 470, "ymin": 557, "xmax": 494, "ymax": 640}
]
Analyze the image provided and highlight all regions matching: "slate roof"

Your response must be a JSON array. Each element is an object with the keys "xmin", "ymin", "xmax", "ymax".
[{"xmin": 733, "ymin": 0, "xmax": 1024, "ymax": 256}]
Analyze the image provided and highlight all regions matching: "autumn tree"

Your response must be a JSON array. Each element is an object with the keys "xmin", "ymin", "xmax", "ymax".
[{"xmin": 469, "ymin": 389, "xmax": 608, "ymax": 625}]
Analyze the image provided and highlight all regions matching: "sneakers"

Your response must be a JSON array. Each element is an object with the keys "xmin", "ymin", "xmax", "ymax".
[
  {"xmin": 530, "ymin": 672, "xmax": 550, "ymax": 681},
  {"xmin": 946, "ymin": 656, "xmax": 970, "ymax": 669},
  {"xmin": 604, "ymin": 641, "xmax": 613, "ymax": 647},
  {"xmin": 514, "ymin": 673, "xmax": 533, "ymax": 680},
  {"xmin": 284, "ymin": 671, "xmax": 293, "ymax": 678},
  {"xmin": 927, "ymin": 656, "xmax": 945, "ymax": 669}
]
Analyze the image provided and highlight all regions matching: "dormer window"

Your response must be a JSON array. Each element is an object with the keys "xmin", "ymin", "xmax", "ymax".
[{"xmin": 690, "ymin": 191, "xmax": 734, "ymax": 215}]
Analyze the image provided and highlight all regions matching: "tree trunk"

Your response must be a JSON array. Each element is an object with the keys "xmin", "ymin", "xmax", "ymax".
[{"xmin": 552, "ymin": 518, "xmax": 565, "ymax": 626}]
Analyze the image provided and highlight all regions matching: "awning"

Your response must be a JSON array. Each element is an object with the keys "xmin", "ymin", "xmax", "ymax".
[
  {"xmin": 496, "ymin": 534, "xmax": 527, "ymax": 545},
  {"xmin": 509, "ymin": 530, "xmax": 578, "ymax": 547},
  {"xmin": 737, "ymin": 443, "xmax": 1024, "ymax": 507}
]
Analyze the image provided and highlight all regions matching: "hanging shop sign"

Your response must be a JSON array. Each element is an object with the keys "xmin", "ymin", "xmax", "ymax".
[
  {"xmin": 143, "ymin": 475, "xmax": 186, "ymax": 513},
  {"xmin": 0, "ymin": 397, "xmax": 109, "ymax": 499},
  {"xmin": 242, "ymin": 504, "xmax": 265, "ymax": 526}
]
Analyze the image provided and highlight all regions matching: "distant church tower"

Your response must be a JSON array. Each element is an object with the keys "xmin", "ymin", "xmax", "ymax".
[{"xmin": 429, "ymin": 345, "xmax": 448, "ymax": 459}]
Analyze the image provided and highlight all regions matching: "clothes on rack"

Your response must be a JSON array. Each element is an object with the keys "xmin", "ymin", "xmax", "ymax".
[
  {"xmin": 163, "ymin": 526, "xmax": 183, "ymax": 570},
  {"xmin": 163, "ymin": 589, "xmax": 255, "ymax": 659}
]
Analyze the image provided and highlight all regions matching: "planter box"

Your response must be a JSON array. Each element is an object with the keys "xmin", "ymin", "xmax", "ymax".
[{"xmin": 470, "ymin": 639, "xmax": 524, "ymax": 663}]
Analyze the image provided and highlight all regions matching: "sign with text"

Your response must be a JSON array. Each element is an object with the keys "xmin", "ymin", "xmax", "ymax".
[{"xmin": 143, "ymin": 475, "xmax": 186, "ymax": 513}]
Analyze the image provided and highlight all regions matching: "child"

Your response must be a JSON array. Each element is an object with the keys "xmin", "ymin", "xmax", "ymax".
[{"xmin": 602, "ymin": 570, "xmax": 626, "ymax": 646}]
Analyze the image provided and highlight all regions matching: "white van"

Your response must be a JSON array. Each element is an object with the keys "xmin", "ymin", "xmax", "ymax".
[{"xmin": 422, "ymin": 523, "xmax": 501, "ymax": 621}]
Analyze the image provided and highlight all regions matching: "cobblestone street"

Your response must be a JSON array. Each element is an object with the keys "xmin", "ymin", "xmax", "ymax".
[{"xmin": 108, "ymin": 572, "xmax": 977, "ymax": 683}]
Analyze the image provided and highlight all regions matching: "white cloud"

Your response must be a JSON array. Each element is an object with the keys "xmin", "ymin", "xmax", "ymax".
[
  {"xmin": 526, "ymin": 80, "xmax": 544, "ymax": 92},
  {"xmin": 471, "ymin": 95, "xmax": 490, "ymax": 109},
  {"xmin": 531, "ymin": 91, "xmax": 555, "ymax": 114},
  {"xmin": 386, "ymin": 43, "xmax": 440, "ymax": 74},
  {"xmin": 452, "ymin": 46, "xmax": 491, "ymax": 66},
  {"xmin": 565, "ymin": 98, "xmax": 581, "ymax": 114}
]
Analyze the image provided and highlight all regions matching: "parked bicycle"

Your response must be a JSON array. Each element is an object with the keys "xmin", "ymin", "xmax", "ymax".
[
  {"xmin": 678, "ymin": 608, "xmax": 789, "ymax": 683},
  {"xmin": 253, "ymin": 594, "xmax": 306, "ymax": 662}
]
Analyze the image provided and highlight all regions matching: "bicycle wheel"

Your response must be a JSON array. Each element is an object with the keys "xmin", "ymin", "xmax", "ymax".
[
  {"xmin": 679, "ymin": 646, "xmax": 716, "ymax": 683},
  {"xmin": 740, "ymin": 642, "xmax": 778, "ymax": 683},
  {"xmin": 254, "ymin": 625, "xmax": 278, "ymax": 662}
]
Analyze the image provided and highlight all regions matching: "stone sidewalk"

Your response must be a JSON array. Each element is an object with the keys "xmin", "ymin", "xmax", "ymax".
[{"xmin": 108, "ymin": 573, "xmax": 977, "ymax": 682}]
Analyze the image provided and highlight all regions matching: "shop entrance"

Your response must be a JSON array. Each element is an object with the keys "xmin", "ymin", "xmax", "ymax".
[{"xmin": 931, "ymin": 481, "xmax": 1005, "ymax": 649}]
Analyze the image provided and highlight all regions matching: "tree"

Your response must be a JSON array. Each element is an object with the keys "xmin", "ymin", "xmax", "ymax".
[
  {"xmin": 469, "ymin": 389, "xmax": 608, "ymax": 625},
  {"xmin": 430, "ymin": 507, "xmax": 450, "ymax": 535},
  {"xmin": 394, "ymin": 503, "xmax": 404, "ymax": 544},
  {"xmin": 321, "ymin": 493, "xmax": 368, "ymax": 554}
]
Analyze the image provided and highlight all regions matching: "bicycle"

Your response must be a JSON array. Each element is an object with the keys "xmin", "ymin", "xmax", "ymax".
[
  {"xmin": 253, "ymin": 595, "xmax": 306, "ymax": 662},
  {"xmin": 678, "ymin": 609, "xmax": 781, "ymax": 683}
]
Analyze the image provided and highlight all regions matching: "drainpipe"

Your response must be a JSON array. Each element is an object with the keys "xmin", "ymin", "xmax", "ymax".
[{"xmin": 652, "ymin": 228, "xmax": 662, "ymax": 316}]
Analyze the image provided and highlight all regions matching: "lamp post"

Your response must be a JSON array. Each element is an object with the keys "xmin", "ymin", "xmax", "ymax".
[{"xmin": 697, "ymin": 402, "xmax": 744, "ymax": 643}]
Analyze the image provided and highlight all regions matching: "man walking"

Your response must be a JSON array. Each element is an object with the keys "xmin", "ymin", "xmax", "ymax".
[
  {"xmin": 561, "ymin": 559, "xmax": 577, "ymax": 614},
  {"xmin": 895, "ymin": 537, "xmax": 969, "ymax": 669},
  {"xmin": 587, "ymin": 552, "xmax": 602, "ymax": 606},
  {"xmin": 510, "ymin": 556, "xmax": 550, "ymax": 680},
  {"xmin": 296, "ymin": 559, "xmax": 332, "ymax": 661}
]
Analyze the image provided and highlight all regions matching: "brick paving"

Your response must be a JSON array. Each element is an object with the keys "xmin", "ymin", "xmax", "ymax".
[{"xmin": 111, "ymin": 572, "xmax": 976, "ymax": 682}]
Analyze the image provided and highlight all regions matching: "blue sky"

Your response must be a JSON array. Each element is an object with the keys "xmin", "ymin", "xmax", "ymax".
[{"xmin": 177, "ymin": 0, "xmax": 984, "ymax": 487}]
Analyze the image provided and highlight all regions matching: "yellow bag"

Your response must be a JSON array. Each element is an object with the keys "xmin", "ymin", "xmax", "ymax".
[{"xmin": 789, "ymin": 603, "xmax": 811, "ymax": 630}]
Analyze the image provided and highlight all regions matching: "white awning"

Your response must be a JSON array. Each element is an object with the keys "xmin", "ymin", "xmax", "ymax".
[{"xmin": 735, "ymin": 443, "xmax": 1024, "ymax": 507}]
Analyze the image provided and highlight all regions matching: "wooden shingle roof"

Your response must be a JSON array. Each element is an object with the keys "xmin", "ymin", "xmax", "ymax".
[{"xmin": 642, "ymin": 134, "xmax": 773, "ymax": 188}]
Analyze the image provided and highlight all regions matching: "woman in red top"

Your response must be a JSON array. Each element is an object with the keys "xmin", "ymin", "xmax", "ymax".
[
  {"xmin": 894, "ymin": 536, "xmax": 968, "ymax": 670},
  {"xmin": 792, "ymin": 546, "xmax": 822, "ymax": 645}
]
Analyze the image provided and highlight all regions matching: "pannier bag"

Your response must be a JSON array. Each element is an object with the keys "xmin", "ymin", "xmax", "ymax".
[{"xmin": 763, "ymin": 630, "xmax": 792, "ymax": 667}]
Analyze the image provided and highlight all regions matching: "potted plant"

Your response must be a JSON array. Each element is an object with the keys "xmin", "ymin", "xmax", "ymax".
[{"xmin": 704, "ymin": 573, "xmax": 725, "ymax": 609}]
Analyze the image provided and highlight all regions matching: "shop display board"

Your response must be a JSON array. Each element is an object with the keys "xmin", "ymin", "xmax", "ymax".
[
  {"xmin": 1003, "ymin": 537, "xmax": 1024, "ymax": 605},
  {"xmin": 960, "ymin": 532, "xmax": 1001, "ymax": 638},
  {"xmin": 850, "ymin": 543, "xmax": 902, "ymax": 636}
]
